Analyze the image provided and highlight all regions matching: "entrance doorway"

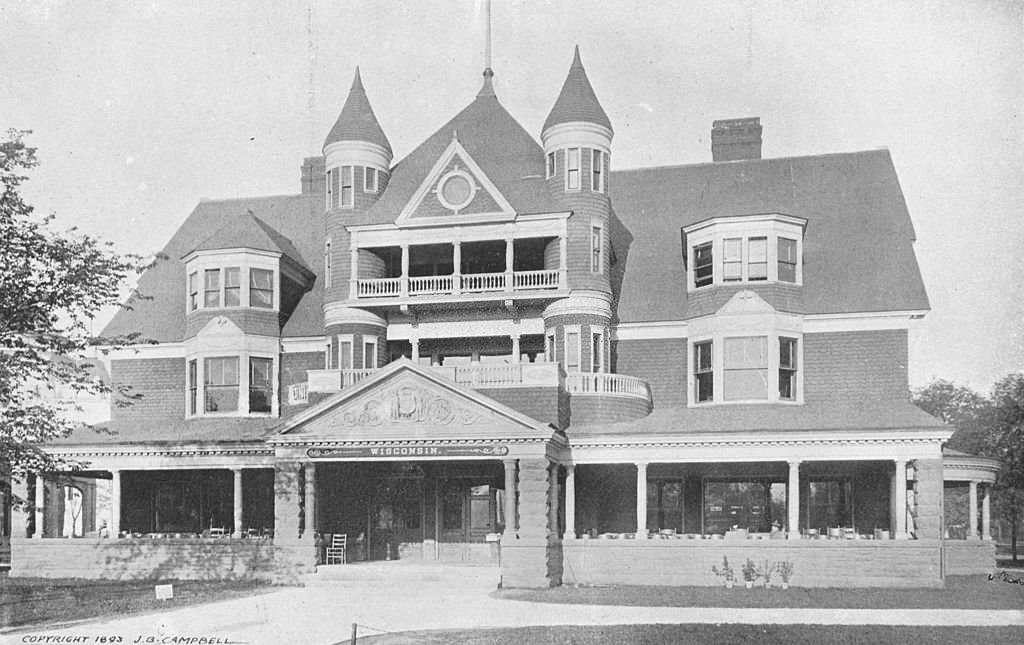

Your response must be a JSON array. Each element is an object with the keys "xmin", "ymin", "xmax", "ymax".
[{"xmin": 316, "ymin": 461, "xmax": 504, "ymax": 563}]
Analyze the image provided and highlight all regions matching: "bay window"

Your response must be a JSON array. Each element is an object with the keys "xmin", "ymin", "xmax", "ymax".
[
  {"xmin": 187, "ymin": 264, "xmax": 276, "ymax": 312},
  {"xmin": 224, "ymin": 267, "xmax": 241, "ymax": 307},
  {"xmin": 747, "ymin": 237, "xmax": 767, "ymax": 281},
  {"xmin": 188, "ymin": 273, "xmax": 199, "ymax": 311},
  {"xmin": 691, "ymin": 335, "xmax": 800, "ymax": 405},
  {"xmin": 778, "ymin": 237, "xmax": 798, "ymax": 283},
  {"xmin": 204, "ymin": 269, "xmax": 220, "ymax": 308},
  {"xmin": 683, "ymin": 214, "xmax": 806, "ymax": 289},
  {"xmin": 693, "ymin": 243, "xmax": 714, "ymax": 288},
  {"xmin": 694, "ymin": 340, "xmax": 713, "ymax": 402},
  {"xmin": 724, "ymin": 336, "xmax": 769, "ymax": 401},
  {"xmin": 187, "ymin": 353, "xmax": 277, "ymax": 417},
  {"xmin": 249, "ymin": 269, "xmax": 274, "ymax": 308},
  {"xmin": 204, "ymin": 357, "xmax": 239, "ymax": 413},
  {"xmin": 779, "ymin": 337, "xmax": 798, "ymax": 400},
  {"xmin": 249, "ymin": 357, "xmax": 273, "ymax": 413}
]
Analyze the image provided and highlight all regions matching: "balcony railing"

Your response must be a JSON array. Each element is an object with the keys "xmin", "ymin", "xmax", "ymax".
[
  {"xmin": 355, "ymin": 269, "xmax": 562, "ymax": 300},
  {"xmin": 565, "ymin": 372, "xmax": 652, "ymax": 401}
]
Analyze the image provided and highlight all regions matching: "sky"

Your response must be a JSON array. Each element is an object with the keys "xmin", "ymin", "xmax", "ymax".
[{"xmin": 1, "ymin": 0, "xmax": 1021, "ymax": 392}]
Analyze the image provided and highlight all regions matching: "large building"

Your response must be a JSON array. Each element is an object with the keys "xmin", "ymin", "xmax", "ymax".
[{"xmin": 6, "ymin": 46, "xmax": 998, "ymax": 587}]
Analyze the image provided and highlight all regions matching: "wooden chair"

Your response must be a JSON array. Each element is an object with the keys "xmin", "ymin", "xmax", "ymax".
[
  {"xmin": 209, "ymin": 527, "xmax": 226, "ymax": 538},
  {"xmin": 325, "ymin": 533, "xmax": 347, "ymax": 564}
]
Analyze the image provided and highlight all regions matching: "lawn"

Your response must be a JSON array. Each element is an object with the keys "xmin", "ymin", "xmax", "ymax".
[
  {"xmin": 357, "ymin": 624, "xmax": 1024, "ymax": 645},
  {"xmin": 495, "ymin": 574, "xmax": 1024, "ymax": 610},
  {"xmin": 0, "ymin": 575, "xmax": 280, "ymax": 628}
]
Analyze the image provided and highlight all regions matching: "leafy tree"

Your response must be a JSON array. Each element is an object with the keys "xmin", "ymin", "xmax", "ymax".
[
  {"xmin": 990, "ymin": 373, "xmax": 1024, "ymax": 561},
  {"xmin": 1, "ymin": 130, "xmax": 153, "ymax": 504},
  {"xmin": 912, "ymin": 379, "xmax": 994, "ymax": 456}
]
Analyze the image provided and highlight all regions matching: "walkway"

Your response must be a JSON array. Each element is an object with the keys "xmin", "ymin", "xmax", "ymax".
[{"xmin": 3, "ymin": 562, "xmax": 1024, "ymax": 644}]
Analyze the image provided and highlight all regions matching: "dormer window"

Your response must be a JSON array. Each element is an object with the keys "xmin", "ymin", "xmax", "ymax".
[
  {"xmin": 185, "ymin": 260, "xmax": 278, "ymax": 313},
  {"xmin": 683, "ymin": 214, "xmax": 806, "ymax": 290}
]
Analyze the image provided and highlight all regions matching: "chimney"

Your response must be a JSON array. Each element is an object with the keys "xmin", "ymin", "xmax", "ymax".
[
  {"xmin": 711, "ymin": 117, "xmax": 762, "ymax": 162},
  {"xmin": 301, "ymin": 156, "xmax": 325, "ymax": 195}
]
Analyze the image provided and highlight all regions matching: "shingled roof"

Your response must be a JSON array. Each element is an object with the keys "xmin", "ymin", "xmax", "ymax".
[
  {"xmin": 543, "ymin": 46, "xmax": 613, "ymax": 133},
  {"xmin": 101, "ymin": 194, "xmax": 324, "ymax": 343},
  {"xmin": 188, "ymin": 210, "xmax": 309, "ymax": 271},
  {"xmin": 609, "ymin": 149, "xmax": 930, "ymax": 322},
  {"xmin": 323, "ymin": 67, "xmax": 392, "ymax": 153},
  {"xmin": 355, "ymin": 78, "xmax": 559, "ymax": 224}
]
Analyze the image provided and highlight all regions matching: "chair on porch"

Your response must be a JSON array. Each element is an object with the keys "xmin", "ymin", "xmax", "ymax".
[{"xmin": 325, "ymin": 533, "xmax": 347, "ymax": 564}]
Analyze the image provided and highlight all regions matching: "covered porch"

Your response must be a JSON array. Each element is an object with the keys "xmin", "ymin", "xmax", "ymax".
[{"xmin": 559, "ymin": 428, "xmax": 950, "ymax": 587}]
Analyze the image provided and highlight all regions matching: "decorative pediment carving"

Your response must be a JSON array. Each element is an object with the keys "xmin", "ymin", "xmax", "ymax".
[{"xmin": 334, "ymin": 384, "xmax": 484, "ymax": 428}]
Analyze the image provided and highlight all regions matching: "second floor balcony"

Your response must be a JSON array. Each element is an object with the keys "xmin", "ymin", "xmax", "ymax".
[{"xmin": 348, "ymin": 237, "xmax": 567, "ymax": 307}]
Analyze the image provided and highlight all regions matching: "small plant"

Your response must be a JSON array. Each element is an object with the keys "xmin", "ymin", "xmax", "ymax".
[
  {"xmin": 741, "ymin": 558, "xmax": 758, "ymax": 588},
  {"xmin": 778, "ymin": 560, "xmax": 795, "ymax": 588},
  {"xmin": 759, "ymin": 559, "xmax": 776, "ymax": 587},
  {"xmin": 711, "ymin": 555, "xmax": 736, "ymax": 587}
]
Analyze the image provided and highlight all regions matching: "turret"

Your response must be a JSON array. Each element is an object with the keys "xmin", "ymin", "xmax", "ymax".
[
  {"xmin": 540, "ymin": 47, "xmax": 614, "ymax": 375},
  {"xmin": 322, "ymin": 67, "xmax": 390, "ymax": 369}
]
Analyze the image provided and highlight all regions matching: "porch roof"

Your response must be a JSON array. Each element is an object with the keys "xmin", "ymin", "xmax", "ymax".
[
  {"xmin": 52, "ymin": 416, "xmax": 280, "ymax": 446},
  {"xmin": 568, "ymin": 400, "xmax": 947, "ymax": 438}
]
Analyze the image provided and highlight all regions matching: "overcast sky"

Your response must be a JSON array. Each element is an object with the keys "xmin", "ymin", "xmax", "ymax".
[{"xmin": 2, "ymin": 0, "xmax": 1021, "ymax": 392}]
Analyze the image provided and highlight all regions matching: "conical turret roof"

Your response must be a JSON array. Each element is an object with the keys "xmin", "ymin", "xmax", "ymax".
[
  {"xmin": 543, "ymin": 46, "xmax": 612, "ymax": 133},
  {"xmin": 323, "ymin": 67, "xmax": 392, "ymax": 153}
]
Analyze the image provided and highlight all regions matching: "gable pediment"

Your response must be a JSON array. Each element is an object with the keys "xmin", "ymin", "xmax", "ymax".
[
  {"xmin": 396, "ymin": 138, "xmax": 516, "ymax": 227},
  {"xmin": 273, "ymin": 360, "xmax": 553, "ymax": 444}
]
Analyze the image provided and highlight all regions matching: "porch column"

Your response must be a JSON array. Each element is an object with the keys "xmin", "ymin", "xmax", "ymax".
[
  {"xmin": 400, "ymin": 243, "xmax": 410, "ymax": 297},
  {"xmin": 232, "ymin": 468, "xmax": 244, "ymax": 538},
  {"xmin": 635, "ymin": 461, "xmax": 648, "ymax": 538},
  {"xmin": 548, "ymin": 462, "xmax": 560, "ymax": 539},
  {"xmin": 787, "ymin": 460, "xmax": 801, "ymax": 539},
  {"xmin": 967, "ymin": 480, "xmax": 979, "ymax": 540},
  {"xmin": 504, "ymin": 237, "xmax": 514, "ymax": 290},
  {"xmin": 452, "ymin": 241, "xmax": 462, "ymax": 294},
  {"xmin": 304, "ymin": 463, "xmax": 317, "ymax": 540},
  {"xmin": 893, "ymin": 460, "xmax": 908, "ymax": 539},
  {"xmin": 558, "ymin": 236, "xmax": 567, "ymax": 288},
  {"xmin": 33, "ymin": 474, "xmax": 44, "ymax": 539},
  {"xmin": 11, "ymin": 477, "xmax": 29, "ymax": 538},
  {"xmin": 502, "ymin": 458, "xmax": 517, "ymax": 541},
  {"xmin": 563, "ymin": 465, "xmax": 576, "ymax": 540},
  {"xmin": 349, "ymin": 243, "xmax": 359, "ymax": 299},
  {"xmin": 982, "ymin": 485, "xmax": 992, "ymax": 540},
  {"xmin": 511, "ymin": 334, "xmax": 521, "ymax": 364},
  {"xmin": 410, "ymin": 338, "xmax": 420, "ymax": 363},
  {"xmin": 110, "ymin": 469, "xmax": 121, "ymax": 538}
]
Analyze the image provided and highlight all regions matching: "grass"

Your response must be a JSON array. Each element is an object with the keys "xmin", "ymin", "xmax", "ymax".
[
  {"xmin": 495, "ymin": 574, "xmax": 1024, "ymax": 610},
  {"xmin": 0, "ymin": 575, "xmax": 281, "ymax": 629},
  {"xmin": 356, "ymin": 624, "xmax": 1024, "ymax": 645}
]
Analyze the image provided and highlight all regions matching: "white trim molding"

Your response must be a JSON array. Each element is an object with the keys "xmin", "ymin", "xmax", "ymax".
[
  {"xmin": 543, "ymin": 290, "xmax": 613, "ymax": 321},
  {"xmin": 323, "ymin": 303, "xmax": 388, "ymax": 329},
  {"xmin": 541, "ymin": 121, "xmax": 613, "ymax": 155},
  {"xmin": 323, "ymin": 140, "xmax": 392, "ymax": 173}
]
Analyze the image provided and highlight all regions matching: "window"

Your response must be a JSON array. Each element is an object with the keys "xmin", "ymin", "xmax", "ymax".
[
  {"xmin": 326, "ymin": 168, "xmax": 336, "ymax": 209},
  {"xmin": 779, "ymin": 337, "xmax": 797, "ymax": 400},
  {"xmin": 591, "ymin": 224, "xmax": 603, "ymax": 273},
  {"xmin": 591, "ymin": 149, "xmax": 604, "ymax": 192},
  {"xmin": 188, "ymin": 359, "xmax": 198, "ymax": 415},
  {"xmin": 807, "ymin": 478, "xmax": 852, "ymax": 532},
  {"xmin": 566, "ymin": 148, "xmax": 580, "ymax": 190},
  {"xmin": 590, "ymin": 331, "xmax": 604, "ymax": 373},
  {"xmin": 364, "ymin": 166, "xmax": 378, "ymax": 193},
  {"xmin": 203, "ymin": 269, "xmax": 220, "ymax": 308},
  {"xmin": 339, "ymin": 337, "xmax": 353, "ymax": 370},
  {"xmin": 778, "ymin": 237, "xmax": 797, "ymax": 283},
  {"xmin": 693, "ymin": 243, "xmax": 714, "ymax": 288},
  {"xmin": 249, "ymin": 357, "xmax": 273, "ymax": 413},
  {"xmin": 546, "ymin": 333, "xmax": 556, "ymax": 363},
  {"xmin": 249, "ymin": 269, "xmax": 274, "ymax": 308},
  {"xmin": 546, "ymin": 151, "xmax": 555, "ymax": 179},
  {"xmin": 703, "ymin": 479, "xmax": 787, "ymax": 534},
  {"xmin": 188, "ymin": 272, "xmax": 199, "ymax": 311},
  {"xmin": 723, "ymin": 238, "xmax": 742, "ymax": 282},
  {"xmin": 224, "ymin": 267, "xmax": 241, "ymax": 307},
  {"xmin": 362, "ymin": 339, "xmax": 377, "ymax": 369},
  {"xmin": 324, "ymin": 239, "xmax": 332, "ymax": 289},
  {"xmin": 340, "ymin": 165, "xmax": 354, "ymax": 208},
  {"xmin": 694, "ymin": 340, "xmax": 713, "ymax": 402},
  {"xmin": 724, "ymin": 336, "xmax": 769, "ymax": 401},
  {"xmin": 647, "ymin": 480, "xmax": 684, "ymax": 533},
  {"xmin": 204, "ymin": 357, "xmax": 239, "ymax": 413},
  {"xmin": 748, "ymin": 237, "xmax": 767, "ymax": 281},
  {"xmin": 565, "ymin": 329, "xmax": 580, "ymax": 372}
]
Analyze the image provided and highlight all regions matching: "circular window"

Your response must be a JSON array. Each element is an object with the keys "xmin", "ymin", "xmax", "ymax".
[{"xmin": 437, "ymin": 171, "xmax": 475, "ymax": 211}]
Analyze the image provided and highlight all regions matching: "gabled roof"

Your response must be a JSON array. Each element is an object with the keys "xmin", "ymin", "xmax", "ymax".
[
  {"xmin": 101, "ymin": 194, "xmax": 324, "ymax": 342},
  {"xmin": 323, "ymin": 67, "xmax": 392, "ymax": 153},
  {"xmin": 543, "ymin": 46, "xmax": 612, "ymax": 133},
  {"xmin": 609, "ymin": 149, "xmax": 931, "ymax": 321},
  {"xmin": 357, "ymin": 82, "xmax": 559, "ymax": 225},
  {"xmin": 271, "ymin": 358, "xmax": 557, "ymax": 443},
  {"xmin": 188, "ymin": 210, "xmax": 309, "ymax": 270}
]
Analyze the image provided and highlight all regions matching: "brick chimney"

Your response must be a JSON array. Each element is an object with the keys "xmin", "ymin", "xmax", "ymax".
[{"xmin": 711, "ymin": 117, "xmax": 762, "ymax": 162}]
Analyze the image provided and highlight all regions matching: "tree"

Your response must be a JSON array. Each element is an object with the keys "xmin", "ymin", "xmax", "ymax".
[
  {"xmin": 911, "ymin": 379, "xmax": 994, "ymax": 456},
  {"xmin": 1, "ymin": 130, "xmax": 152, "ymax": 502},
  {"xmin": 990, "ymin": 373, "xmax": 1024, "ymax": 562}
]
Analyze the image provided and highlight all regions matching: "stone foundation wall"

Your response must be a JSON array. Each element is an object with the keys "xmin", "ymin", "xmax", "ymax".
[
  {"xmin": 944, "ymin": 540, "xmax": 996, "ymax": 575},
  {"xmin": 8, "ymin": 538, "xmax": 276, "ymax": 580},
  {"xmin": 562, "ymin": 539, "xmax": 945, "ymax": 588}
]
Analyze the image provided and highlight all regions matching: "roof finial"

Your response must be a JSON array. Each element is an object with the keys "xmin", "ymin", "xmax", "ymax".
[{"xmin": 572, "ymin": 44, "xmax": 582, "ymax": 68}]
